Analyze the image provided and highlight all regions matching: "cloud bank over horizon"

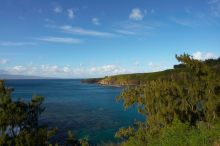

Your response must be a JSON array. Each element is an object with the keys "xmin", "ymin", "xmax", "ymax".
[{"xmin": 1, "ymin": 50, "xmax": 218, "ymax": 78}]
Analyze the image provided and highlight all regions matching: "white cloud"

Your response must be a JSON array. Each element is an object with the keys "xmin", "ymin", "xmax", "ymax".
[
  {"xmin": 90, "ymin": 65, "xmax": 127, "ymax": 75},
  {"xmin": 148, "ymin": 62, "xmax": 161, "ymax": 67},
  {"xmin": 5, "ymin": 65, "xmax": 72, "ymax": 76},
  {"xmin": 0, "ymin": 59, "xmax": 8, "ymax": 65},
  {"xmin": 170, "ymin": 17, "xmax": 192, "ymax": 26},
  {"xmin": 41, "ymin": 65, "xmax": 63, "ymax": 74},
  {"xmin": 54, "ymin": 6, "xmax": 62, "ymax": 13},
  {"xmin": 129, "ymin": 8, "xmax": 144, "ymax": 21},
  {"xmin": 115, "ymin": 29, "xmax": 136, "ymax": 35},
  {"xmin": 124, "ymin": 23, "xmax": 153, "ymax": 30},
  {"xmin": 0, "ymin": 41, "xmax": 35, "ymax": 46},
  {"xmin": 192, "ymin": 51, "xmax": 217, "ymax": 60},
  {"xmin": 170, "ymin": 15, "xmax": 213, "ymax": 27},
  {"xmin": 147, "ymin": 61, "xmax": 167, "ymax": 72},
  {"xmin": 1, "ymin": 61, "xmax": 171, "ymax": 78},
  {"xmin": 8, "ymin": 66, "xmax": 27, "ymax": 73},
  {"xmin": 60, "ymin": 25, "xmax": 117, "ymax": 37},
  {"xmin": 67, "ymin": 9, "xmax": 75, "ymax": 19},
  {"xmin": 92, "ymin": 17, "xmax": 100, "ymax": 25},
  {"xmin": 114, "ymin": 21, "xmax": 154, "ymax": 37},
  {"xmin": 38, "ymin": 37, "xmax": 81, "ymax": 44},
  {"xmin": 3, "ymin": 64, "xmax": 130, "ymax": 78},
  {"xmin": 170, "ymin": 5, "xmax": 217, "ymax": 27},
  {"xmin": 63, "ymin": 66, "xmax": 71, "ymax": 73}
]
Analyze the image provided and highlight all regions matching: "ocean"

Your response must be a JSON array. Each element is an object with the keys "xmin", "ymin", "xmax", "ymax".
[{"xmin": 5, "ymin": 79, "xmax": 143, "ymax": 144}]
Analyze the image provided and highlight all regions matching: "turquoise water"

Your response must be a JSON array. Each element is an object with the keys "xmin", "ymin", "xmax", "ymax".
[{"xmin": 5, "ymin": 79, "xmax": 143, "ymax": 144}]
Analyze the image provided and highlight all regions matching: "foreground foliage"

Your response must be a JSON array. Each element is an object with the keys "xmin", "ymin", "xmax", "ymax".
[{"xmin": 116, "ymin": 54, "xmax": 220, "ymax": 146}]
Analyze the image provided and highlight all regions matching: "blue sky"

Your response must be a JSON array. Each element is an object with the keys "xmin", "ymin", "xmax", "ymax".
[{"xmin": 0, "ymin": 0, "xmax": 220, "ymax": 78}]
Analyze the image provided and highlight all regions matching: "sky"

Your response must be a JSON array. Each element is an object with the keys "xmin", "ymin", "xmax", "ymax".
[{"xmin": 0, "ymin": 0, "xmax": 220, "ymax": 78}]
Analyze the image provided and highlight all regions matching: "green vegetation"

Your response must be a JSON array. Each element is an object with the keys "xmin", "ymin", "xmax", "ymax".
[
  {"xmin": 115, "ymin": 54, "xmax": 220, "ymax": 146},
  {"xmin": 98, "ymin": 69, "xmax": 182, "ymax": 86},
  {"xmin": 82, "ymin": 69, "xmax": 183, "ymax": 86},
  {"xmin": 83, "ymin": 57, "xmax": 220, "ymax": 86},
  {"xmin": 81, "ymin": 78, "xmax": 104, "ymax": 84}
]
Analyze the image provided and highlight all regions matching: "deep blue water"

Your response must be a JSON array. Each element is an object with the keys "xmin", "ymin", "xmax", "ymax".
[{"xmin": 5, "ymin": 79, "xmax": 143, "ymax": 144}]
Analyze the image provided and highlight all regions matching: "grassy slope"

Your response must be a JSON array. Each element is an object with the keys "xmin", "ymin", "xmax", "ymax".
[
  {"xmin": 98, "ymin": 69, "xmax": 183, "ymax": 86},
  {"xmin": 81, "ymin": 78, "xmax": 104, "ymax": 83},
  {"xmin": 82, "ymin": 58, "xmax": 220, "ymax": 86}
]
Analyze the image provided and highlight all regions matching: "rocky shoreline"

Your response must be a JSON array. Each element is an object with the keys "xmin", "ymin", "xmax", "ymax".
[{"xmin": 81, "ymin": 77, "xmax": 138, "ymax": 87}]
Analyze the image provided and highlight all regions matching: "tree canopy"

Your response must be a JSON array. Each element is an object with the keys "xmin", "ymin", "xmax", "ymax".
[{"xmin": 116, "ymin": 54, "xmax": 220, "ymax": 146}]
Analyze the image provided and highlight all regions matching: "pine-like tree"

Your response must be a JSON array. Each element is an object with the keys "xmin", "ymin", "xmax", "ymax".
[{"xmin": 116, "ymin": 54, "xmax": 220, "ymax": 146}]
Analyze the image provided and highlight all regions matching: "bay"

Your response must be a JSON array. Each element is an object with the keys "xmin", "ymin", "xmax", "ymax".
[{"xmin": 5, "ymin": 79, "xmax": 143, "ymax": 144}]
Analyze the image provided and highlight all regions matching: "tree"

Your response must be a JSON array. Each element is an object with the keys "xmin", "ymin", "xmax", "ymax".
[
  {"xmin": 116, "ymin": 54, "xmax": 220, "ymax": 146},
  {"xmin": 0, "ymin": 80, "xmax": 56, "ymax": 145}
]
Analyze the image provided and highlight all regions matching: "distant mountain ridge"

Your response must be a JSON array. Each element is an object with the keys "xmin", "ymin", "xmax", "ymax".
[{"xmin": 0, "ymin": 74, "xmax": 51, "ymax": 79}]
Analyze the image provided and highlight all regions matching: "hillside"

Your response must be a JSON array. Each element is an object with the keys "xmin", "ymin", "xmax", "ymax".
[
  {"xmin": 82, "ymin": 57, "xmax": 220, "ymax": 86},
  {"xmin": 81, "ymin": 69, "xmax": 184, "ymax": 86},
  {"xmin": 98, "ymin": 69, "xmax": 182, "ymax": 86}
]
